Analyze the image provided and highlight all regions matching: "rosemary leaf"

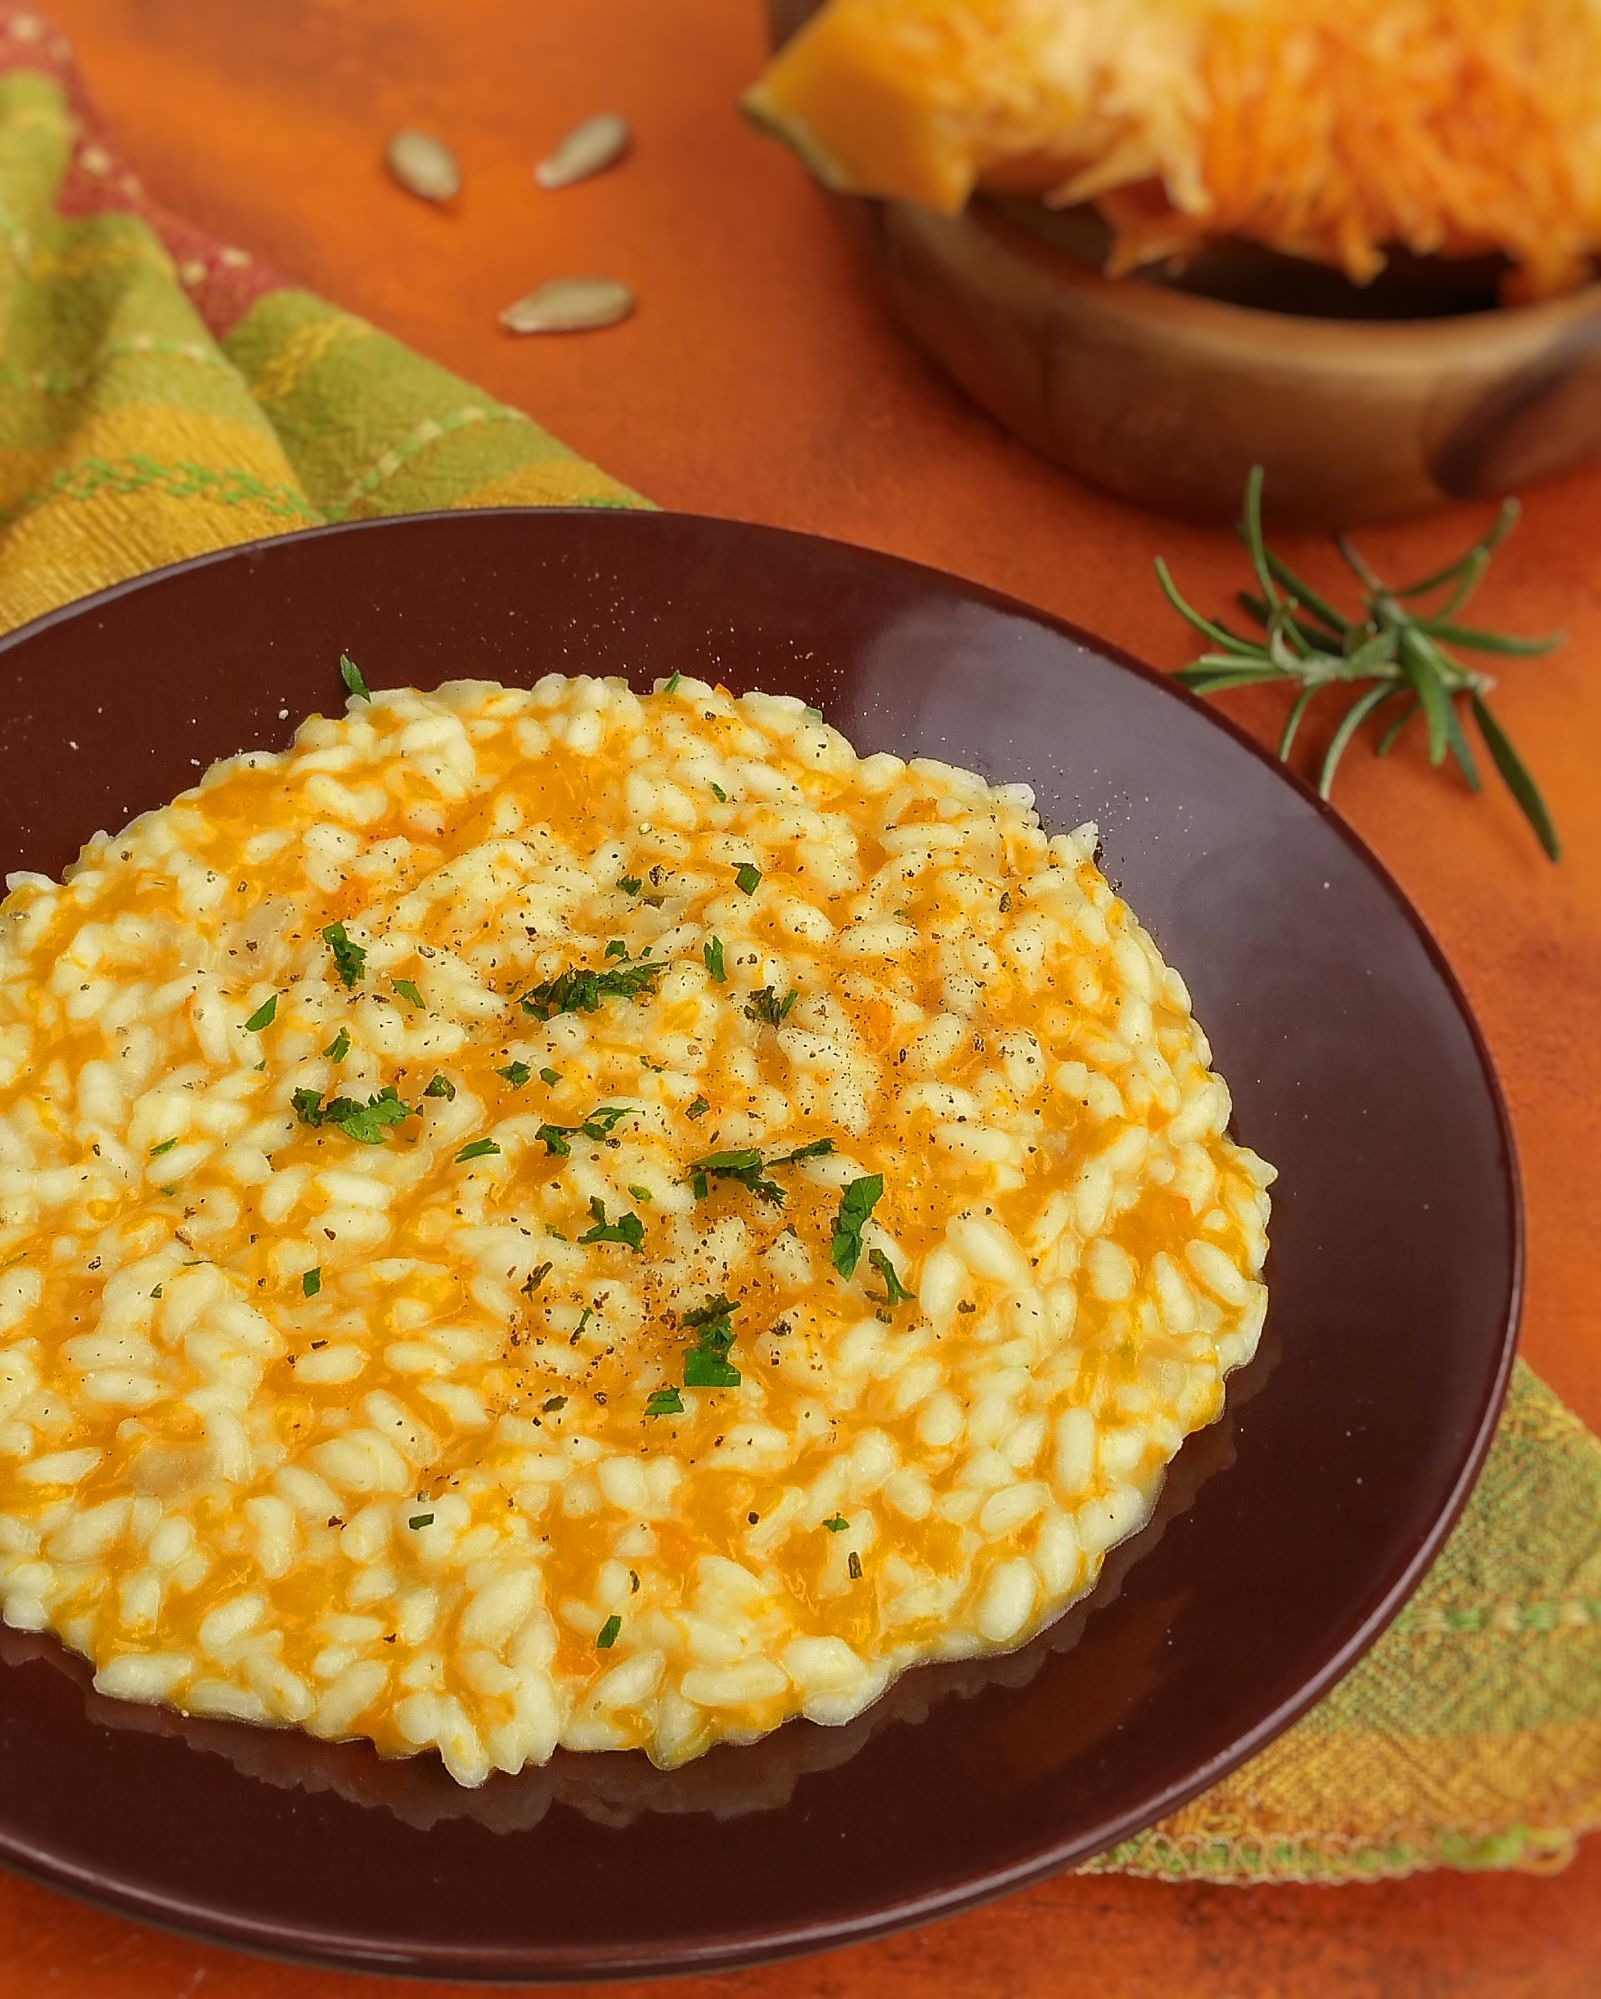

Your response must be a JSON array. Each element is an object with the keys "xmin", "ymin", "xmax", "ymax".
[
  {"xmin": 1155, "ymin": 559, "xmax": 1271, "ymax": 659},
  {"xmin": 1278, "ymin": 684, "xmax": 1320, "ymax": 762},
  {"xmin": 1393, "ymin": 500, "xmax": 1520, "ymax": 599},
  {"xmin": 1419, "ymin": 621, "xmax": 1565, "ymax": 658},
  {"xmin": 1318, "ymin": 685, "xmax": 1398, "ymax": 799},
  {"xmin": 1172, "ymin": 666, "xmax": 1290, "ymax": 695},
  {"xmin": 1470, "ymin": 694, "xmax": 1560, "ymax": 860},
  {"xmin": 1397, "ymin": 631, "xmax": 1452, "ymax": 768},
  {"xmin": 1376, "ymin": 698, "xmax": 1420, "ymax": 758},
  {"xmin": 1259, "ymin": 549, "xmax": 1350, "ymax": 639},
  {"xmin": 1441, "ymin": 699, "xmax": 1483, "ymax": 793}
]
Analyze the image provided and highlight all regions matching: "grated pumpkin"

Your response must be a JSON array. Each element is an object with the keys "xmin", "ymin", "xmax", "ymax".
[{"xmin": 746, "ymin": 0, "xmax": 1601, "ymax": 296}]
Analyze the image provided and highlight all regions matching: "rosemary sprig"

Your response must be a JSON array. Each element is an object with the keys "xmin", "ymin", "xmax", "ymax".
[{"xmin": 1156, "ymin": 469, "xmax": 1562, "ymax": 860}]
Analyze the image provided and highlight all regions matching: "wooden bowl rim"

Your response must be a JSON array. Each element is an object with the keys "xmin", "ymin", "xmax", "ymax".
[{"xmin": 970, "ymin": 200, "xmax": 1601, "ymax": 370}]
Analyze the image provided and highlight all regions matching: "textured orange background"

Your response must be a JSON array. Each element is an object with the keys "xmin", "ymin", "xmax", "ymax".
[{"xmin": 10, "ymin": 1, "xmax": 1600, "ymax": 1992}]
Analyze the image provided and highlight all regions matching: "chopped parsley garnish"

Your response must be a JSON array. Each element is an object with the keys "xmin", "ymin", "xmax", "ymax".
[
  {"xmin": 689, "ymin": 1137, "xmax": 834, "ymax": 1205},
  {"xmin": 424, "ymin": 1072, "xmax": 455, "ymax": 1099},
  {"xmin": 870, "ymin": 1246, "xmax": 914, "ymax": 1307},
  {"xmin": 685, "ymin": 1096, "xmax": 710, "ymax": 1120},
  {"xmin": 149, "ymin": 1138, "xmax": 178, "ymax": 1158},
  {"xmin": 646, "ymin": 1386, "xmax": 684, "ymax": 1418},
  {"xmin": 580, "ymin": 1198, "xmax": 645, "ymax": 1251},
  {"xmin": 734, "ymin": 863, "xmax": 762, "ymax": 895},
  {"xmin": 520, "ymin": 957, "xmax": 663, "ymax": 1022},
  {"xmin": 681, "ymin": 1293, "xmax": 742, "ymax": 1388},
  {"xmin": 710, "ymin": 781, "xmax": 728, "ymax": 803},
  {"xmin": 847, "ymin": 1550, "xmax": 863, "ymax": 1580},
  {"xmin": 618, "ymin": 875, "xmax": 642, "ymax": 896},
  {"xmin": 408, "ymin": 1512, "xmax": 433, "ymax": 1530},
  {"xmin": 324, "ymin": 1027, "xmax": 351, "ymax": 1063},
  {"xmin": 534, "ymin": 1104, "xmax": 634, "ymax": 1156},
  {"xmin": 455, "ymin": 1138, "xmax": 501, "ymax": 1163},
  {"xmin": 597, "ymin": 1614, "xmax": 622, "ymax": 1649},
  {"xmin": 323, "ymin": 922, "xmax": 366, "ymax": 987},
  {"xmin": 831, "ymin": 1174, "xmax": 884, "ymax": 1280},
  {"xmin": 294, "ymin": 1084, "xmax": 414, "ymax": 1146},
  {"xmin": 703, "ymin": 937, "xmax": 725, "ymax": 983},
  {"xmin": 539, "ymin": 1067, "xmax": 561, "ymax": 1086},
  {"xmin": 243, "ymin": 994, "xmax": 278, "ymax": 1032},
  {"xmin": 542, "ymin": 1395, "xmax": 567, "ymax": 1414},
  {"xmin": 497, "ymin": 1061, "xmax": 532, "ymax": 1087},
  {"xmin": 302, "ymin": 1268, "xmax": 322, "ymax": 1297},
  {"xmin": 804, "ymin": 703, "xmax": 823, "ymax": 722},
  {"xmin": 628, "ymin": 1184, "xmax": 653, "ymax": 1203},
  {"xmin": 743, "ymin": 986, "xmax": 798, "ymax": 1028},
  {"xmin": 392, "ymin": 978, "xmax": 424, "ymax": 1008},
  {"xmin": 339, "ymin": 653, "xmax": 372, "ymax": 702},
  {"xmin": 823, "ymin": 1515, "xmax": 849, "ymax": 1533},
  {"xmin": 663, "ymin": 672, "xmax": 682, "ymax": 694}
]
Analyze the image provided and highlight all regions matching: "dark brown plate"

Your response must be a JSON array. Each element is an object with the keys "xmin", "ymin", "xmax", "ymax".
[{"xmin": 0, "ymin": 512, "xmax": 1519, "ymax": 1981}]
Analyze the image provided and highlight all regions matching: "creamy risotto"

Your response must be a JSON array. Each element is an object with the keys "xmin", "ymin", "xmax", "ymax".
[{"xmin": 0, "ymin": 672, "xmax": 1272, "ymax": 1782}]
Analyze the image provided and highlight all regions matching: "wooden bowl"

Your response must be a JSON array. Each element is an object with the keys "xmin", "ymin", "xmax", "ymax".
[{"xmin": 767, "ymin": 0, "xmax": 1601, "ymax": 525}]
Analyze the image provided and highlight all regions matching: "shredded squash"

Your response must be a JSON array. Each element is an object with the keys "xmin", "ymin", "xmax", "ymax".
[{"xmin": 746, "ymin": 0, "xmax": 1601, "ymax": 295}]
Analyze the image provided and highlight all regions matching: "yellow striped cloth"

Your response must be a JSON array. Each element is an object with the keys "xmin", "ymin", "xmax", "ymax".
[{"xmin": 0, "ymin": 5, "xmax": 1595, "ymax": 1884}]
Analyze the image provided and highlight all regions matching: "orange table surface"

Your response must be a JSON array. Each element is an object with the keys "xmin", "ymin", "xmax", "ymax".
[{"xmin": 12, "ymin": 2, "xmax": 1601, "ymax": 1994}]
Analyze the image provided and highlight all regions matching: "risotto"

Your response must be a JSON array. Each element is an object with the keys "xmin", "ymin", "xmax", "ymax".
[{"xmin": 0, "ymin": 672, "xmax": 1273, "ymax": 1782}]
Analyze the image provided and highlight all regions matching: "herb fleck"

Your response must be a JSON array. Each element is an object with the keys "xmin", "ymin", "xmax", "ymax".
[
  {"xmin": 497, "ymin": 1061, "xmax": 532, "ymax": 1087},
  {"xmin": 539, "ymin": 1067, "xmax": 561, "ymax": 1086},
  {"xmin": 392, "ymin": 978, "xmax": 424, "ymax": 1008},
  {"xmin": 580, "ymin": 1198, "xmax": 645, "ymax": 1251},
  {"xmin": 870, "ymin": 1246, "xmax": 914, "ymax": 1307},
  {"xmin": 520, "ymin": 957, "xmax": 663, "ymax": 1021},
  {"xmin": 339, "ymin": 653, "xmax": 371, "ymax": 702},
  {"xmin": 823, "ymin": 1515, "xmax": 849, "ymax": 1533},
  {"xmin": 243, "ymin": 994, "xmax": 277, "ymax": 1033},
  {"xmin": 703, "ymin": 937, "xmax": 725, "ymax": 983},
  {"xmin": 455, "ymin": 1138, "xmax": 501, "ymax": 1163},
  {"xmin": 618, "ymin": 875, "xmax": 642, "ymax": 896},
  {"xmin": 597, "ymin": 1614, "xmax": 621, "ymax": 1649},
  {"xmin": 734, "ymin": 863, "xmax": 762, "ymax": 895},
  {"xmin": 302, "ymin": 1268, "xmax": 322, "ymax": 1297},
  {"xmin": 424, "ymin": 1072, "xmax": 455, "ymax": 1099},
  {"xmin": 535, "ymin": 1104, "xmax": 634, "ymax": 1156},
  {"xmin": 831, "ymin": 1174, "xmax": 883, "ymax": 1280},
  {"xmin": 149, "ymin": 1138, "xmax": 179, "ymax": 1158},
  {"xmin": 408, "ymin": 1512, "xmax": 434, "ymax": 1530},
  {"xmin": 324, "ymin": 1026, "xmax": 351, "ymax": 1063},
  {"xmin": 646, "ymin": 1386, "xmax": 684, "ymax": 1417},
  {"xmin": 689, "ymin": 1137, "xmax": 833, "ymax": 1205},
  {"xmin": 295, "ymin": 1084, "xmax": 414, "ymax": 1146},
  {"xmin": 685, "ymin": 1096, "xmax": 710, "ymax": 1120},
  {"xmin": 681, "ymin": 1293, "xmax": 742, "ymax": 1388},
  {"xmin": 743, "ymin": 985, "xmax": 797, "ymax": 1028},
  {"xmin": 323, "ymin": 923, "xmax": 366, "ymax": 987}
]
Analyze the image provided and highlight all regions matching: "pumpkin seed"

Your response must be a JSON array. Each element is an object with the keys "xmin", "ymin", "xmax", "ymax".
[
  {"xmin": 535, "ymin": 113, "xmax": 631, "ymax": 190},
  {"xmin": 386, "ymin": 130, "xmax": 461, "ymax": 202},
  {"xmin": 500, "ymin": 277, "xmax": 635, "ymax": 335}
]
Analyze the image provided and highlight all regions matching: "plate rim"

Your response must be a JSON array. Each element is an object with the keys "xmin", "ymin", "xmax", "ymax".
[{"xmin": 0, "ymin": 509, "xmax": 1524, "ymax": 1980}]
